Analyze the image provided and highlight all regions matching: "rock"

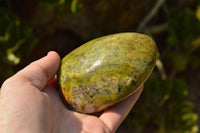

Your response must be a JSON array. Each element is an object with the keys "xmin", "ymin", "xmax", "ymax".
[{"xmin": 58, "ymin": 32, "xmax": 158, "ymax": 113}]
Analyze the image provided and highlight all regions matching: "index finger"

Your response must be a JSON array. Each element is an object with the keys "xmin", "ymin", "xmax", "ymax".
[{"xmin": 99, "ymin": 86, "xmax": 143, "ymax": 132}]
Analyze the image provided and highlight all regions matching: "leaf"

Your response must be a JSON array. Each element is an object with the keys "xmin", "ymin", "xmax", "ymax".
[
  {"xmin": 0, "ymin": 7, "xmax": 37, "ymax": 79},
  {"xmin": 172, "ymin": 78, "xmax": 188, "ymax": 100},
  {"xmin": 190, "ymin": 54, "xmax": 200, "ymax": 68},
  {"xmin": 195, "ymin": 5, "xmax": 200, "ymax": 21},
  {"xmin": 41, "ymin": 0, "xmax": 83, "ymax": 16},
  {"xmin": 168, "ymin": 52, "xmax": 190, "ymax": 72},
  {"xmin": 71, "ymin": 0, "xmax": 82, "ymax": 13},
  {"xmin": 191, "ymin": 36, "xmax": 200, "ymax": 48},
  {"xmin": 0, "ymin": 32, "xmax": 10, "ymax": 42},
  {"xmin": 5, "ymin": 39, "xmax": 24, "ymax": 65},
  {"xmin": 168, "ymin": 8, "xmax": 200, "ymax": 49}
]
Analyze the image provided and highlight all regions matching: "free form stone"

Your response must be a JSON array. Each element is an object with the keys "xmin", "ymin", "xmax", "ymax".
[{"xmin": 58, "ymin": 32, "xmax": 158, "ymax": 113}]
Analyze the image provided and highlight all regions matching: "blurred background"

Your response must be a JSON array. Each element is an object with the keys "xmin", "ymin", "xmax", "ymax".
[{"xmin": 0, "ymin": 0, "xmax": 200, "ymax": 132}]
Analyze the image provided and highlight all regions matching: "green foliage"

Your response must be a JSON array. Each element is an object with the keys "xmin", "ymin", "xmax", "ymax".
[
  {"xmin": 167, "ymin": 8, "xmax": 200, "ymax": 72},
  {"xmin": 167, "ymin": 8, "xmax": 200, "ymax": 48},
  {"xmin": 125, "ymin": 75, "xmax": 199, "ymax": 133},
  {"xmin": 0, "ymin": 8, "xmax": 37, "ymax": 80},
  {"xmin": 168, "ymin": 52, "xmax": 190, "ymax": 71},
  {"xmin": 42, "ymin": 0, "xmax": 82, "ymax": 15}
]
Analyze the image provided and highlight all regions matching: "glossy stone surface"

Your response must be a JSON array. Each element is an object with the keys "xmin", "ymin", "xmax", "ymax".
[{"xmin": 58, "ymin": 32, "xmax": 158, "ymax": 113}]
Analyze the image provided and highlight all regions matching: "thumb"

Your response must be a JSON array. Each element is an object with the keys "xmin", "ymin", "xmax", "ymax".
[{"xmin": 12, "ymin": 51, "xmax": 60, "ymax": 90}]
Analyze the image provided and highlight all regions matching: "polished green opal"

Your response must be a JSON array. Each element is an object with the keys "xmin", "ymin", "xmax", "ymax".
[{"xmin": 58, "ymin": 32, "xmax": 158, "ymax": 113}]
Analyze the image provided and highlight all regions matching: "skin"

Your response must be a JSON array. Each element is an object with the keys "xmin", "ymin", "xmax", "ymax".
[{"xmin": 0, "ymin": 51, "xmax": 143, "ymax": 133}]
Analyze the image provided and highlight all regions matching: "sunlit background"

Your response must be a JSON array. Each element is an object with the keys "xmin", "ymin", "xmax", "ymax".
[{"xmin": 0, "ymin": 0, "xmax": 200, "ymax": 132}]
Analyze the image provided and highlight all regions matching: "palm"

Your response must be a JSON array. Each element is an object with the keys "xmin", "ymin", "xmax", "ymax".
[{"xmin": 45, "ymin": 83, "xmax": 142, "ymax": 133}]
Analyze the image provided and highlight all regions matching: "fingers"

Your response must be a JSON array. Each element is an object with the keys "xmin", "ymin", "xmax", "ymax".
[
  {"xmin": 99, "ymin": 86, "xmax": 143, "ymax": 132},
  {"xmin": 5, "ymin": 51, "xmax": 60, "ymax": 91}
]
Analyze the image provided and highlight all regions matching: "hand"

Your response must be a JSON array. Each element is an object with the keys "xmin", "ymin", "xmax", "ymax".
[{"xmin": 0, "ymin": 51, "xmax": 143, "ymax": 133}]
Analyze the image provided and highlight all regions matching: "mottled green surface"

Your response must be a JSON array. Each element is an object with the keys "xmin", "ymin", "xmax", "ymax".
[{"xmin": 58, "ymin": 32, "xmax": 158, "ymax": 113}]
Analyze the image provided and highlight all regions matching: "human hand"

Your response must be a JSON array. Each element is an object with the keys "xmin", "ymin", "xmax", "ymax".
[{"xmin": 0, "ymin": 51, "xmax": 143, "ymax": 133}]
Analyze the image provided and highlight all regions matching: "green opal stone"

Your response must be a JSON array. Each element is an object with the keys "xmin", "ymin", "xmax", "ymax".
[{"xmin": 58, "ymin": 32, "xmax": 158, "ymax": 113}]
